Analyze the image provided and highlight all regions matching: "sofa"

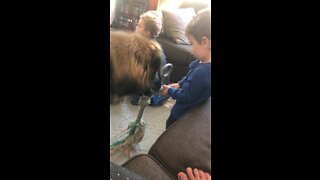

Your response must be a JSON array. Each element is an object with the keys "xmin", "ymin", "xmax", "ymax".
[
  {"xmin": 155, "ymin": 1, "xmax": 209, "ymax": 83},
  {"xmin": 110, "ymin": 98, "xmax": 211, "ymax": 180}
]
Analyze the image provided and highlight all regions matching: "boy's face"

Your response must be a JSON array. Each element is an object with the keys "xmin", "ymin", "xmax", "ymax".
[
  {"xmin": 135, "ymin": 19, "xmax": 150, "ymax": 38},
  {"xmin": 187, "ymin": 35, "xmax": 211, "ymax": 62}
]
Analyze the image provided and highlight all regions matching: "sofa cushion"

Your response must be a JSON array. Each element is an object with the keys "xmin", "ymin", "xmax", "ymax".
[
  {"xmin": 162, "ymin": 8, "xmax": 195, "ymax": 45},
  {"xmin": 148, "ymin": 98, "xmax": 211, "ymax": 176},
  {"xmin": 110, "ymin": 162, "xmax": 145, "ymax": 180},
  {"xmin": 156, "ymin": 37, "xmax": 194, "ymax": 65},
  {"xmin": 122, "ymin": 154, "xmax": 175, "ymax": 180},
  {"xmin": 156, "ymin": 36, "xmax": 195, "ymax": 82},
  {"xmin": 178, "ymin": 1, "xmax": 209, "ymax": 13}
]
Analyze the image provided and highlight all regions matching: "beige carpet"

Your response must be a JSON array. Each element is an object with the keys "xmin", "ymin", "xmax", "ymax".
[{"xmin": 110, "ymin": 96, "xmax": 175, "ymax": 165}]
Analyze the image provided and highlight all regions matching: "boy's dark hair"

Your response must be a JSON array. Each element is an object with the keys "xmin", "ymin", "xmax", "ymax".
[{"xmin": 185, "ymin": 8, "xmax": 211, "ymax": 44}]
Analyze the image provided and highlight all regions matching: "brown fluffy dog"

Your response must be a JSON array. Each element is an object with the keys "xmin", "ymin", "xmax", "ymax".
[{"xmin": 110, "ymin": 31, "xmax": 162, "ymax": 103}]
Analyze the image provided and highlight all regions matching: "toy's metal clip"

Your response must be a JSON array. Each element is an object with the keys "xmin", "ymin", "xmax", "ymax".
[{"xmin": 159, "ymin": 63, "xmax": 173, "ymax": 92}]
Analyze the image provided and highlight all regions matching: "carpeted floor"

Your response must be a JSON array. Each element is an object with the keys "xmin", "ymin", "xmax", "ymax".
[{"xmin": 110, "ymin": 96, "xmax": 175, "ymax": 165}]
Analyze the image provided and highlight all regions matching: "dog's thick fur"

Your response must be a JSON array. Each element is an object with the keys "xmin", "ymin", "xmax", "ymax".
[{"xmin": 110, "ymin": 31, "xmax": 162, "ymax": 103}]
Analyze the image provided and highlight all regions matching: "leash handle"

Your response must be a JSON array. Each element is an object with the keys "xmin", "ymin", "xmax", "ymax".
[{"xmin": 159, "ymin": 63, "xmax": 173, "ymax": 92}]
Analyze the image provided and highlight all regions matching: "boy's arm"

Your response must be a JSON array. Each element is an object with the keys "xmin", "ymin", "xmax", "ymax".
[
  {"xmin": 177, "ymin": 60, "xmax": 196, "ymax": 86},
  {"xmin": 168, "ymin": 70, "xmax": 209, "ymax": 103},
  {"xmin": 178, "ymin": 77, "xmax": 186, "ymax": 87}
]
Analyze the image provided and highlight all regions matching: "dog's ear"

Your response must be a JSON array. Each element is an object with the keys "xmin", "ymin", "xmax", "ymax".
[
  {"xmin": 151, "ymin": 52, "xmax": 161, "ymax": 69},
  {"xmin": 149, "ymin": 49, "xmax": 162, "ymax": 77},
  {"xmin": 129, "ymin": 42, "xmax": 145, "ymax": 65},
  {"xmin": 134, "ymin": 48, "xmax": 142, "ymax": 64},
  {"xmin": 148, "ymin": 40, "xmax": 162, "ymax": 68}
]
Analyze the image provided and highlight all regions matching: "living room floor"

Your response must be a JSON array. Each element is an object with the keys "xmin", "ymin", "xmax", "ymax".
[{"xmin": 110, "ymin": 96, "xmax": 175, "ymax": 165}]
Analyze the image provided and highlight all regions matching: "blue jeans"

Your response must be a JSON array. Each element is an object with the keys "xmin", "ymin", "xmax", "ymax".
[
  {"xmin": 131, "ymin": 93, "xmax": 170, "ymax": 106},
  {"xmin": 150, "ymin": 92, "xmax": 170, "ymax": 106}
]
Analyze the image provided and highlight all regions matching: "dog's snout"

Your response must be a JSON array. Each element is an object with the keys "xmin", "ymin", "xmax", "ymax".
[{"xmin": 152, "ymin": 75, "xmax": 162, "ymax": 92}]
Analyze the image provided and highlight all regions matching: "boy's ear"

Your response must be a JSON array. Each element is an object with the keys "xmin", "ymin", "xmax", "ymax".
[
  {"xmin": 201, "ymin": 37, "xmax": 211, "ymax": 49},
  {"xmin": 146, "ymin": 31, "xmax": 152, "ymax": 39}
]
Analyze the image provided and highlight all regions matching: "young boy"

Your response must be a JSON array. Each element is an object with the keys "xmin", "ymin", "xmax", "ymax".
[
  {"xmin": 131, "ymin": 11, "xmax": 170, "ymax": 106},
  {"xmin": 161, "ymin": 9, "xmax": 211, "ymax": 129}
]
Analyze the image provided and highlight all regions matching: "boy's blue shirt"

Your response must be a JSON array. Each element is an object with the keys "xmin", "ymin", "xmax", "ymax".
[{"xmin": 168, "ymin": 60, "xmax": 211, "ymax": 119}]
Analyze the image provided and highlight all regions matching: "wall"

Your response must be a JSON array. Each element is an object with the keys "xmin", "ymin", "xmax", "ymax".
[
  {"xmin": 110, "ymin": 0, "xmax": 116, "ymax": 25},
  {"xmin": 157, "ymin": 0, "xmax": 210, "ymax": 11}
]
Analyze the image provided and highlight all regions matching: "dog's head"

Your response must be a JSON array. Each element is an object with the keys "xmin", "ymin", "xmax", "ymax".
[{"xmin": 110, "ymin": 31, "xmax": 163, "ymax": 99}]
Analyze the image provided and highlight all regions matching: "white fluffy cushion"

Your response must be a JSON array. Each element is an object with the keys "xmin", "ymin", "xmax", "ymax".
[{"xmin": 161, "ymin": 8, "xmax": 196, "ymax": 45}]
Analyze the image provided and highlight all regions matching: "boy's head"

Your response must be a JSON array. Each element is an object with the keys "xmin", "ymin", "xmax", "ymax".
[
  {"xmin": 135, "ymin": 11, "xmax": 162, "ymax": 39},
  {"xmin": 185, "ymin": 8, "xmax": 211, "ymax": 62}
]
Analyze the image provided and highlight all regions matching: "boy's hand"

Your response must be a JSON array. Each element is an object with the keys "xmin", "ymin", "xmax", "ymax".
[
  {"xmin": 169, "ymin": 83, "xmax": 180, "ymax": 89},
  {"xmin": 160, "ymin": 85, "xmax": 170, "ymax": 95}
]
